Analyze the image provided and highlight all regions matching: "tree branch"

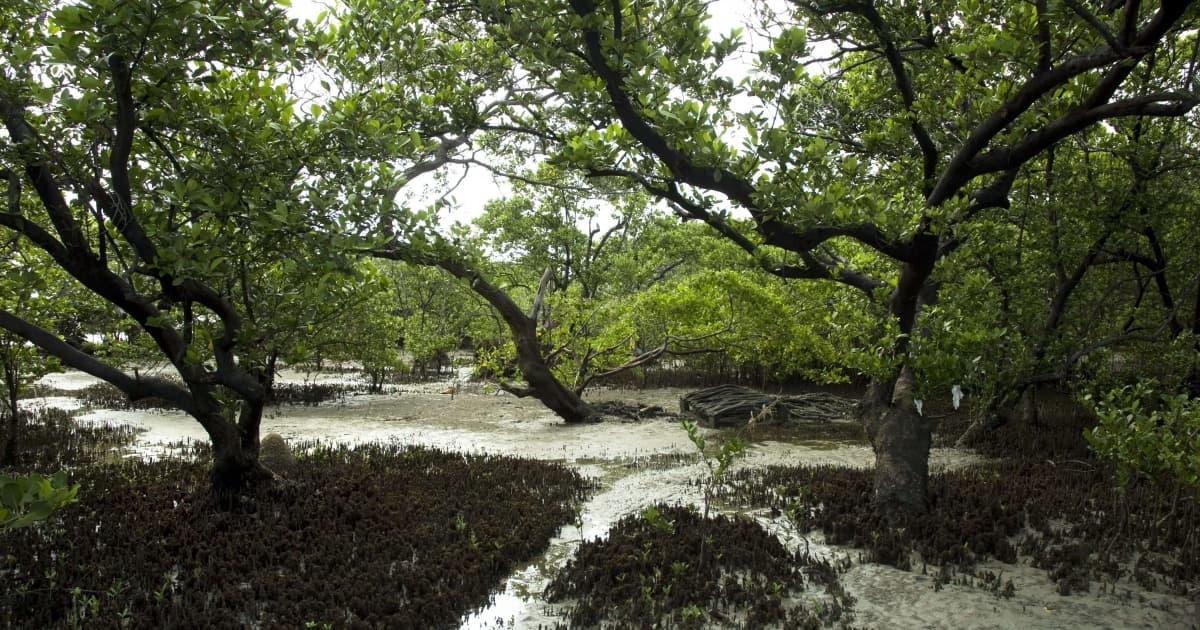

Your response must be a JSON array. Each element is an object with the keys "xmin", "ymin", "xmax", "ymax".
[
  {"xmin": 853, "ymin": 1, "xmax": 939, "ymax": 192},
  {"xmin": 929, "ymin": 0, "xmax": 1193, "ymax": 205},
  {"xmin": 969, "ymin": 93, "xmax": 1200, "ymax": 175},
  {"xmin": 1062, "ymin": 0, "xmax": 1123, "ymax": 52},
  {"xmin": 565, "ymin": 0, "xmax": 758, "ymax": 210},
  {"xmin": 0, "ymin": 308, "xmax": 197, "ymax": 415}
]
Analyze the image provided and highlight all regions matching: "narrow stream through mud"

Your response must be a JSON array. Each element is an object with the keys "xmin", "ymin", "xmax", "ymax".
[{"xmin": 31, "ymin": 370, "xmax": 1198, "ymax": 629}]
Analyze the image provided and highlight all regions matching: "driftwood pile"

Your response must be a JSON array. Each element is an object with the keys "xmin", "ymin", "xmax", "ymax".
[
  {"xmin": 591, "ymin": 401, "xmax": 675, "ymax": 422},
  {"xmin": 680, "ymin": 384, "xmax": 857, "ymax": 428}
]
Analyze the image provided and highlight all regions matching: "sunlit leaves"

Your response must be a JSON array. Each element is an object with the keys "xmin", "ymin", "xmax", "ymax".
[{"xmin": 628, "ymin": 269, "xmax": 850, "ymax": 383}]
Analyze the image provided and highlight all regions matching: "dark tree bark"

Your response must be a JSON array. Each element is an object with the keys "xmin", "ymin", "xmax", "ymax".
[
  {"xmin": 0, "ymin": 381, "xmax": 16, "ymax": 463},
  {"xmin": 0, "ymin": 361, "xmax": 18, "ymax": 466},
  {"xmin": 0, "ymin": 413, "xmax": 15, "ymax": 467},
  {"xmin": 209, "ymin": 404, "xmax": 272, "ymax": 501},
  {"xmin": 861, "ymin": 233, "xmax": 940, "ymax": 518},
  {"xmin": 0, "ymin": 58, "xmax": 271, "ymax": 498},
  {"xmin": 509, "ymin": 315, "xmax": 598, "ymax": 422},
  {"xmin": 859, "ymin": 379, "xmax": 934, "ymax": 522}
]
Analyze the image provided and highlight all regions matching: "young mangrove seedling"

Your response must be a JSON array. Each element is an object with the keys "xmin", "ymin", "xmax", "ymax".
[{"xmin": 680, "ymin": 419, "xmax": 747, "ymax": 519}]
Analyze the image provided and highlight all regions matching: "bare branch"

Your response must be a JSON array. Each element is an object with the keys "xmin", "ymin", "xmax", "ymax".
[
  {"xmin": 1023, "ymin": 328, "xmax": 1167, "ymax": 386},
  {"xmin": 575, "ymin": 325, "xmax": 732, "ymax": 392},
  {"xmin": 391, "ymin": 134, "xmax": 472, "ymax": 191},
  {"xmin": 447, "ymin": 155, "xmax": 591, "ymax": 193},
  {"xmin": 645, "ymin": 258, "xmax": 685, "ymax": 288},
  {"xmin": 529, "ymin": 266, "xmax": 554, "ymax": 321}
]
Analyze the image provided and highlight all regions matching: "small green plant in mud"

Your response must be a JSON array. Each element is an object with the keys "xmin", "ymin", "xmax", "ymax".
[
  {"xmin": 680, "ymin": 419, "xmax": 747, "ymax": 518},
  {"xmin": 641, "ymin": 504, "xmax": 676, "ymax": 534},
  {"xmin": 572, "ymin": 501, "xmax": 585, "ymax": 544}
]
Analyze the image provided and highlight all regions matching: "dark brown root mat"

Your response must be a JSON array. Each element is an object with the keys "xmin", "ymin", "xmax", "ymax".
[
  {"xmin": 545, "ymin": 504, "xmax": 857, "ymax": 629},
  {"xmin": 71, "ymin": 380, "xmax": 384, "ymax": 410},
  {"xmin": 1, "ymin": 441, "xmax": 591, "ymax": 629},
  {"xmin": 720, "ymin": 410, "xmax": 1199, "ymax": 597}
]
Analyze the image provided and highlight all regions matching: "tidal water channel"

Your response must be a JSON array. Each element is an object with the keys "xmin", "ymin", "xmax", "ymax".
[{"xmin": 32, "ymin": 369, "xmax": 1199, "ymax": 629}]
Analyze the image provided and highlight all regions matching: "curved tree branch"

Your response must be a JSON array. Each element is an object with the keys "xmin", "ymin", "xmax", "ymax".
[
  {"xmin": 929, "ymin": 0, "xmax": 1193, "ymax": 205},
  {"xmin": 0, "ymin": 309, "xmax": 197, "ymax": 415},
  {"xmin": 969, "ymin": 93, "xmax": 1199, "ymax": 176}
]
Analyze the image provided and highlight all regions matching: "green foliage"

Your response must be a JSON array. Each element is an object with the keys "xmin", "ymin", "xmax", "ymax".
[
  {"xmin": 681, "ymin": 419, "xmax": 747, "ymax": 518},
  {"xmin": 1084, "ymin": 381, "xmax": 1200, "ymax": 489},
  {"xmin": 281, "ymin": 261, "xmax": 407, "ymax": 386},
  {"xmin": 629, "ymin": 268, "xmax": 851, "ymax": 383},
  {"xmin": 0, "ymin": 471, "xmax": 79, "ymax": 529},
  {"xmin": 3, "ymin": 0, "xmax": 1198, "ymax": 497},
  {"xmin": 0, "ymin": 246, "xmax": 71, "ymax": 459},
  {"xmin": 639, "ymin": 504, "xmax": 675, "ymax": 535},
  {"xmin": 386, "ymin": 262, "xmax": 491, "ymax": 375}
]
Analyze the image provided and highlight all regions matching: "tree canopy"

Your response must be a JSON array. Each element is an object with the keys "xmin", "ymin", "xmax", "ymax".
[{"xmin": 2, "ymin": 0, "xmax": 1198, "ymax": 513}]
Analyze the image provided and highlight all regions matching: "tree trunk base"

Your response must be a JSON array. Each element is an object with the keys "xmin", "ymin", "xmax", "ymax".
[
  {"xmin": 859, "ymin": 388, "xmax": 933, "ymax": 523},
  {"xmin": 0, "ymin": 409, "xmax": 21, "ymax": 467},
  {"xmin": 210, "ymin": 449, "xmax": 274, "ymax": 508}
]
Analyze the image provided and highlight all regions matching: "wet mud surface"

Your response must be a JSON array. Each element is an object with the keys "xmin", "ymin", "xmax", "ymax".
[{"xmin": 21, "ymin": 370, "xmax": 1200, "ymax": 629}]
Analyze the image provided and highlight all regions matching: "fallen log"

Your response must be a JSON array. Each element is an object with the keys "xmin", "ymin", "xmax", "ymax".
[{"xmin": 680, "ymin": 384, "xmax": 856, "ymax": 428}]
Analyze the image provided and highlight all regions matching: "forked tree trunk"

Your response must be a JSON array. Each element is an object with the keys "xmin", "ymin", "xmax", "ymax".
[
  {"xmin": 210, "ymin": 431, "xmax": 270, "ymax": 500},
  {"xmin": 202, "ymin": 395, "xmax": 271, "ymax": 503}
]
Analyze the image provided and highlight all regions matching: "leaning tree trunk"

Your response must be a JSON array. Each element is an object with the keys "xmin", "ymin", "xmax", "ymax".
[
  {"xmin": 370, "ymin": 243, "xmax": 598, "ymax": 423},
  {"xmin": 511, "ymin": 319, "xmax": 597, "ymax": 423},
  {"xmin": 858, "ymin": 379, "xmax": 934, "ymax": 522}
]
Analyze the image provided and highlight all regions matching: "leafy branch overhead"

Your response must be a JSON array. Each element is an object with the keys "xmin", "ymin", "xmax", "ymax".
[{"xmin": 471, "ymin": 0, "xmax": 1198, "ymax": 299}]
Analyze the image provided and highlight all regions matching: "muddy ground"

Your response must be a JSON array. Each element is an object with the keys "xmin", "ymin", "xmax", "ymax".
[{"xmin": 23, "ymin": 368, "xmax": 1200, "ymax": 629}]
